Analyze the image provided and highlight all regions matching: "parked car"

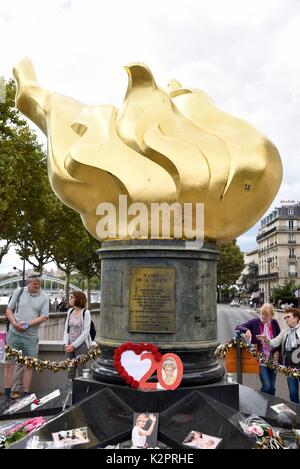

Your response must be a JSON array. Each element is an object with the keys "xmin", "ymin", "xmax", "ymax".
[
  {"xmin": 281, "ymin": 303, "xmax": 294, "ymax": 310},
  {"xmin": 230, "ymin": 300, "xmax": 240, "ymax": 307}
]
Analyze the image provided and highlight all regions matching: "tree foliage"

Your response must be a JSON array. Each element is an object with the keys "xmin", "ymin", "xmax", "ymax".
[
  {"xmin": 272, "ymin": 282, "xmax": 300, "ymax": 305},
  {"xmin": 0, "ymin": 78, "xmax": 47, "ymax": 263},
  {"xmin": 217, "ymin": 240, "xmax": 245, "ymax": 287},
  {"xmin": 51, "ymin": 206, "xmax": 88, "ymax": 300},
  {"xmin": 0, "ymin": 78, "xmax": 101, "ymax": 298},
  {"xmin": 241, "ymin": 261, "xmax": 259, "ymax": 293},
  {"xmin": 74, "ymin": 234, "xmax": 101, "ymax": 307}
]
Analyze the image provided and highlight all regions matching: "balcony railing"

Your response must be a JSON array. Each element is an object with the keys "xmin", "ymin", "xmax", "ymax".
[
  {"xmin": 258, "ymin": 227, "xmax": 300, "ymax": 240},
  {"xmin": 257, "ymin": 226, "xmax": 276, "ymax": 241},
  {"xmin": 258, "ymin": 272, "xmax": 279, "ymax": 279}
]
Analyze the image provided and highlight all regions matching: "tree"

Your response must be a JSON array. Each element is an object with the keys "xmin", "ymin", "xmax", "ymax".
[
  {"xmin": 241, "ymin": 261, "xmax": 259, "ymax": 293},
  {"xmin": 0, "ymin": 78, "xmax": 101, "ymax": 293},
  {"xmin": 217, "ymin": 240, "xmax": 245, "ymax": 302},
  {"xmin": 74, "ymin": 234, "xmax": 101, "ymax": 308},
  {"xmin": 14, "ymin": 181, "xmax": 66, "ymax": 275},
  {"xmin": 0, "ymin": 78, "xmax": 51, "ymax": 267},
  {"xmin": 51, "ymin": 205, "xmax": 91, "ymax": 301},
  {"xmin": 272, "ymin": 282, "xmax": 299, "ymax": 305}
]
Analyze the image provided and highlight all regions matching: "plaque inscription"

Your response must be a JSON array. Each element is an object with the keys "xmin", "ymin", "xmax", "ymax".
[{"xmin": 129, "ymin": 267, "xmax": 176, "ymax": 333}]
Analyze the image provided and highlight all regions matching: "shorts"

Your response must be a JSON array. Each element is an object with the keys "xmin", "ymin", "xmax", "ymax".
[{"xmin": 6, "ymin": 330, "xmax": 39, "ymax": 359}]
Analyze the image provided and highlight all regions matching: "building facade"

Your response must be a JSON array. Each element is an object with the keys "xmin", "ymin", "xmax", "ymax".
[
  {"xmin": 238, "ymin": 248, "xmax": 258, "ymax": 284},
  {"xmin": 257, "ymin": 202, "xmax": 300, "ymax": 302}
]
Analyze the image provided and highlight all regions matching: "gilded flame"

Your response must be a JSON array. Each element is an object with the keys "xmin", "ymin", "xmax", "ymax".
[{"xmin": 13, "ymin": 58, "xmax": 282, "ymax": 242}]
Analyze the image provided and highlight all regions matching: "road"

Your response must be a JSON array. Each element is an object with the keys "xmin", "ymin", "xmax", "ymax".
[
  {"xmin": 217, "ymin": 303, "xmax": 258, "ymax": 343},
  {"xmin": 216, "ymin": 303, "xmax": 291, "ymax": 402}
]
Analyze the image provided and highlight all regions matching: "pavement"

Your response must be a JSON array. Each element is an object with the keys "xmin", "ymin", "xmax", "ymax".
[{"xmin": 217, "ymin": 303, "xmax": 291, "ymax": 402}]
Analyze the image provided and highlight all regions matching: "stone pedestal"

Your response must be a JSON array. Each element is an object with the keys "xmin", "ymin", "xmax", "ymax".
[{"xmin": 92, "ymin": 239, "xmax": 224, "ymax": 385}]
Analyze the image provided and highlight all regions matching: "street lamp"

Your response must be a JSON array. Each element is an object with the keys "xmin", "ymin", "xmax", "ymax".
[
  {"xmin": 295, "ymin": 288, "xmax": 300, "ymax": 308},
  {"xmin": 13, "ymin": 261, "xmax": 26, "ymax": 287},
  {"xmin": 267, "ymin": 257, "xmax": 272, "ymax": 303}
]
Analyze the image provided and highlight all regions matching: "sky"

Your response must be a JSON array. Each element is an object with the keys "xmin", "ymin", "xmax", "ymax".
[{"xmin": 0, "ymin": 0, "xmax": 299, "ymax": 273}]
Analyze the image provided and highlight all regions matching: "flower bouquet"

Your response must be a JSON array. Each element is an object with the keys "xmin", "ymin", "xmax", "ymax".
[
  {"xmin": 0, "ymin": 416, "xmax": 46, "ymax": 448},
  {"xmin": 239, "ymin": 414, "xmax": 286, "ymax": 449}
]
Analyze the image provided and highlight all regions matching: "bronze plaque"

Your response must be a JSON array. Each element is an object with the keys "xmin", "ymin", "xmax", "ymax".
[{"xmin": 129, "ymin": 267, "xmax": 176, "ymax": 333}]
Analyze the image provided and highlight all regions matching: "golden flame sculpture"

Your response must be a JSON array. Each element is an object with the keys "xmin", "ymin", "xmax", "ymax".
[{"xmin": 13, "ymin": 58, "xmax": 282, "ymax": 243}]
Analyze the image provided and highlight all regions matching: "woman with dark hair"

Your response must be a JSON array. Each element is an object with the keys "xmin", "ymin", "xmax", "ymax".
[{"xmin": 63, "ymin": 291, "xmax": 92, "ymax": 379}]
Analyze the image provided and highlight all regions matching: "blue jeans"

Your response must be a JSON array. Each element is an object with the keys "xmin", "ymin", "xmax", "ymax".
[
  {"xmin": 259, "ymin": 365, "xmax": 276, "ymax": 395},
  {"xmin": 287, "ymin": 377, "xmax": 300, "ymax": 404}
]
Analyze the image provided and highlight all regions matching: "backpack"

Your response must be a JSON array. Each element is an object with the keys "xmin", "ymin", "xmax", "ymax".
[
  {"xmin": 6, "ymin": 287, "xmax": 24, "ymax": 332},
  {"xmin": 67, "ymin": 308, "xmax": 96, "ymax": 341}
]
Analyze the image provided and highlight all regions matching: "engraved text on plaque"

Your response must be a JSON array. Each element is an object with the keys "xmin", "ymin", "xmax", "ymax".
[{"xmin": 129, "ymin": 267, "xmax": 176, "ymax": 333}]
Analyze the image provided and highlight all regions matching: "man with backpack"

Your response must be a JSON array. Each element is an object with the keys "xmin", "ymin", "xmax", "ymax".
[{"xmin": 4, "ymin": 274, "xmax": 49, "ymax": 401}]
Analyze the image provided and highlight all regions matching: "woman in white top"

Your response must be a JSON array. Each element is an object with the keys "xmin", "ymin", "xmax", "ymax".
[
  {"xmin": 63, "ymin": 291, "xmax": 92, "ymax": 379},
  {"xmin": 131, "ymin": 413, "xmax": 157, "ymax": 448}
]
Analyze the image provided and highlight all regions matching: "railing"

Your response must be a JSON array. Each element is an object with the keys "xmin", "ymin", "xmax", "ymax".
[
  {"xmin": 258, "ymin": 272, "xmax": 278, "ymax": 279},
  {"xmin": 276, "ymin": 227, "xmax": 300, "ymax": 232},
  {"xmin": 256, "ymin": 226, "xmax": 277, "ymax": 241},
  {"xmin": 0, "ymin": 340, "xmax": 94, "ymax": 393},
  {"xmin": 0, "ymin": 309, "xmax": 100, "ymax": 341}
]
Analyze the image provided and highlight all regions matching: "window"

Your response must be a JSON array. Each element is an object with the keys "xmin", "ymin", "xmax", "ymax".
[
  {"xmin": 288, "ymin": 208, "xmax": 294, "ymax": 215},
  {"xmin": 289, "ymin": 265, "xmax": 296, "ymax": 274},
  {"xmin": 289, "ymin": 220, "xmax": 294, "ymax": 230},
  {"xmin": 289, "ymin": 248, "xmax": 295, "ymax": 258},
  {"xmin": 289, "ymin": 234, "xmax": 295, "ymax": 244}
]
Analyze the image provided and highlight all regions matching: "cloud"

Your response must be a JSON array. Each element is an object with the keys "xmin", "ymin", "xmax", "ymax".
[
  {"xmin": 237, "ymin": 231, "xmax": 259, "ymax": 253},
  {"xmin": 0, "ymin": 0, "xmax": 299, "ymax": 269}
]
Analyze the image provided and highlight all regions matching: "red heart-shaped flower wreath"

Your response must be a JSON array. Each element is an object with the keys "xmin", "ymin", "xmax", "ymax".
[{"xmin": 113, "ymin": 342, "xmax": 162, "ymax": 389}]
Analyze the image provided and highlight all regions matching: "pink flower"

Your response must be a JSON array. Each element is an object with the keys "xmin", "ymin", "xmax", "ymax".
[
  {"xmin": 24, "ymin": 417, "xmax": 46, "ymax": 433},
  {"xmin": 7, "ymin": 423, "xmax": 24, "ymax": 435},
  {"xmin": 250, "ymin": 425, "xmax": 264, "ymax": 437}
]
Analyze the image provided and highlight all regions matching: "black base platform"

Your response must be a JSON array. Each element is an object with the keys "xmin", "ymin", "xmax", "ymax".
[{"xmin": 8, "ymin": 378, "xmax": 300, "ymax": 449}]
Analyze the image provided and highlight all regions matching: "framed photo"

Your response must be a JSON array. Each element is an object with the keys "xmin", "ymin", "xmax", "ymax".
[
  {"xmin": 157, "ymin": 354, "xmax": 183, "ymax": 390},
  {"xmin": 52, "ymin": 426, "xmax": 89, "ymax": 448},
  {"xmin": 3, "ymin": 393, "xmax": 36, "ymax": 414},
  {"xmin": 131, "ymin": 412, "xmax": 159, "ymax": 448},
  {"xmin": 270, "ymin": 403, "xmax": 296, "ymax": 415},
  {"xmin": 182, "ymin": 430, "xmax": 222, "ymax": 449}
]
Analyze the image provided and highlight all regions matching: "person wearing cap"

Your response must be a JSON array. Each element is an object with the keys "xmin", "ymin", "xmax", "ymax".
[{"xmin": 3, "ymin": 274, "xmax": 49, "ymax": 400}]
